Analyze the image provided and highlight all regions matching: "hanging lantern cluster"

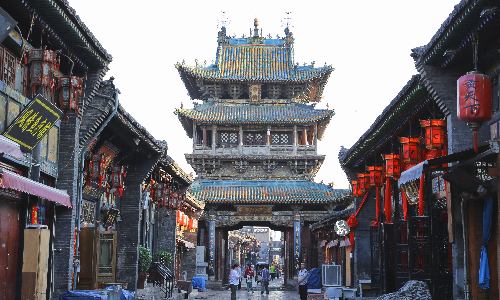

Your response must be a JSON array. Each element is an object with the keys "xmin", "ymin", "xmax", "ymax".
[
  {"xmin": 176, "ymin": 210, "xmax": 190, "ymax": 231},
  {"xmin": 357, "ymin": 173, "xmax": 370, "ymax": 193},
  {"xmin": 367, "ymin": 166, "xmax": 383, "ymax": 187},
  {"xmin": 420, "ymin": 119, "xmax": 446, "ymax": 150},
  {"xmin": 399, "ymin": 137, "xmax": 420, "ymax": 164},
  {"xmin": 351, "ymin": 180, "xmax": 362, "ymax": 197},
  {"xmin": 58, "ymin": 76, "xmax": 83, "ymax": 112},
  {"xmin": 383, "ymin": 154, "xmax": 401, "ymax": 179},
  {"xmin": 457, "ymin": 72, "xmax": 492, "ymax": 152},
  {"xmin": 28, "ymin": 49, "xmax": 59, "ymax": 101}
]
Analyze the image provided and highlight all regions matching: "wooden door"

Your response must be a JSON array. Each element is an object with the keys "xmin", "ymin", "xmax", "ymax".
[
  {"xmin": 0, "ymin": 199, "xmax": 20, "ymax": 299},
  {"xmin": 97, "ymin": 231, "xmax": 116, "ymax": 284},
  {"xmin": 77, "ymin": 227, "xmax": 99, "ymax": 290}
]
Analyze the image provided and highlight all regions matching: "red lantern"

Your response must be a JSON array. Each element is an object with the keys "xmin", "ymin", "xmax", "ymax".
[
  {"xmin": 58, "ymin": 76, "xmax": 82, "ymax": 111},
  {"xmin": 351, "ymin": 180, "xmax": 362, "ymax": 197},
  {"xmin": 165, "ymin": 186, "xmax": 172, "ymax": 210},
  {"xmin": 188, "ymin": 218, "xmax": 194, "ymax": 231},
  {"xmin": 457, "ymin": 72, "xmax": 492, "ymax": 152},
  {"xmin": 358, "ymin": 173, "xmax": 370, "ymax": 193},
  {"xmin": 420, "ymin": 119, "xmax": 446, "ymax": 150},
  {"xmin": 29, "ymin": 49, "xmax": 59, "ymax": 100},
  {"xmin": 112, "ymin": 165, "xmax": 126, "ymax": 197},
  {"xmin": 383, "ymin": 154, "xmax": 401, "ymax": 179},
  {"xmin": 154, "ymin": 183, "xmax": 166, "ymax": 207},
  {"xmin": 399, "ymin": 137, "xmax": 420, "ymax": 164},
  {"xmin": 367, "ymin": 166, "xmax": 383, "ymax": 187},
  {"xmin": 176, "ymin": 211, "xmax": 182, "ymax": 225},
  {"xmin": 91, "ymin": 154, "xmax": 105, "ymax": 188}
]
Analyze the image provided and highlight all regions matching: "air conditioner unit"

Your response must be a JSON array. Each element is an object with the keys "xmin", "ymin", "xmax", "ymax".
[{"xmin": 322, "ymin": 264, "xmax": 341, "ymax": 286}]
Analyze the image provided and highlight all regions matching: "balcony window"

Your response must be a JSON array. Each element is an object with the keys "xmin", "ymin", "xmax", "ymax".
[
  {"xmin": 271, "ymin": 132, "xmax": 292, "ymax": 145},
  {"xmin": 219, "ymin": 131, "xmax": 239, "ymax": 148},
  {"xmin": 244, "ymin": 132, "xmax": 265, "ymax": 146}
]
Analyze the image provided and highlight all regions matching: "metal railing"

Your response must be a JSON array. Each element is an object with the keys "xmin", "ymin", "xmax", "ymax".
[{"xmin": 150, "ymin": 262, "xmax": 176, "ymax": 298}]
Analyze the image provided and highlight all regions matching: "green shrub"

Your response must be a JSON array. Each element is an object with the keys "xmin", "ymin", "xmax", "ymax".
[
  {"xmin": 153, "ymin": 251, "xmax": 173, "ymax": 267},
  {"xmin": 138, "ymin": 246, "xmax": 152, "ymax": 273}
]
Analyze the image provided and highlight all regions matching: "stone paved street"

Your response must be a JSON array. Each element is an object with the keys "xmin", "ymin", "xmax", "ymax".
[
  {"xmin": 190, "ymin": 277, "xmax": 300, "ymax": 300},
  {"xmin": 136, "ymin": 277, "xmax": 304, "ymax": 300}
]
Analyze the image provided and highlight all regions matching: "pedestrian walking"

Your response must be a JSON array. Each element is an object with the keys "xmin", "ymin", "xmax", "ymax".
[
  {"xmin": 270, "ymin": 263, "xmax": 276, "ymax": 281},
  {"xmin": 261, "ymin": 264, "xmax": 270, "ymax": 295},
  {"xmin": 237, "ymin": 265, "xmax": 243, "ymax": 289},
  {"xmin": 297, "ymin": 263, "xmax": 308, "ymax": 300},
  {"xmin": 245, "ymin": 265, "xmax": 254, "ymax": 293},
  {"xmin": 230, "ymin": 264, "xmax": 240, "ymax": 300}
]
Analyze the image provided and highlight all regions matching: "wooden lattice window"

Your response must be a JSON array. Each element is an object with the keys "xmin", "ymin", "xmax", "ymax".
[
  {"xmin": 1, "ymin": 46, "xmax": 16, "ymax": 88},
  {"xmin": 271, "ymin": 132, "xmax": 292, "ymax": 145},
  {"xmin": 244, "ymin": 132, "xmax": 265, "ymax": 145},
  {"xmin": 219, "ymin": 131, "xmax": 239, "ymax": 147}
]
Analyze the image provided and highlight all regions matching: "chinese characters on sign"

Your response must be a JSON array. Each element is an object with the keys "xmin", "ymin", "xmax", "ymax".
[
  {"xmin": 3, "ymin": 94, "xmax": 62, "ymax": 150},
  {"xmin": 457, "ymin": 73, "xmax": 491, "ymax": 124},
  {"xmin": 294, "ymin": 221, "xmax": 300, "ymax": 275},
  {"xmin": 208, "ymin": 221, "xmax": 215, "ymax": 275}
]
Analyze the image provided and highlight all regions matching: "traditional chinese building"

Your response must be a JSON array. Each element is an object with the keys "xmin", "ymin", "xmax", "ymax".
[{"xmin": 175, "ymin": 19, "xmax": 350, "ymax": 286}]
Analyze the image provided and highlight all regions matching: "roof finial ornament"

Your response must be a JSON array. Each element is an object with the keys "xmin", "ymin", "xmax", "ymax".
[
  {"xmin": 281, "ymin": 12, "xmax": 294, "ymax": 35},
  {"xmin": 253, "ymin": 18, "xmax": 259, "ymax": 38},
  {"xmin": 217, "ymin": 11, "xmax": 230, "ymax": 30}
]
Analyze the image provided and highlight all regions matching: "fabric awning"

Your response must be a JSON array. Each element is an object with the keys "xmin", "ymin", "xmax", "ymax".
[
  {"xmin": 398, "ymin": 161, "xmax": 428, "ymax": 187},
  {"xmin": 0, "ymin": 135, "xmax": 23, "ymax": 159},
  {"xmin": 0, "ymin": 168, "xmax": 72, "ymax": 207}
]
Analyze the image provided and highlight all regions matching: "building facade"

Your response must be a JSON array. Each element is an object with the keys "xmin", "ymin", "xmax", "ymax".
[{"xmin": 175, "ymin": 19, "xmax": 350, "ymax": 286}]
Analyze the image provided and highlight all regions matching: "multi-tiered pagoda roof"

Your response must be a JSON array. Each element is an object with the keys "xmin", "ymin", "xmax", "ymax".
[{"xmin": 176, "ymin": 20, "xmax": 349, "ymax": 205}]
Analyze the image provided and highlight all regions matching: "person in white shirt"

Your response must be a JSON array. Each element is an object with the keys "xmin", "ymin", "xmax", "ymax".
[
  {"xmin": 230, "ymin": 264, "xmax": 240, "ymax": 300},
  {"xmin": 297, "ymin": 263, "xmax": 308, "ymax": 300}
]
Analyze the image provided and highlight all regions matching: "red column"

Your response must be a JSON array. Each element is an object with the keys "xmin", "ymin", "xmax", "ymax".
[{"xmin": 384, "ymin": 178, "xmax": 392, "ymax": 223}]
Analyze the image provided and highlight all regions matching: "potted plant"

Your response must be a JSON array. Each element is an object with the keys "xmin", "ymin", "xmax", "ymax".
[
  {"xmin": 153, "ymin": 251, "xmax": 173, "ymax": 267},
  {"xmin": 137, "ymin": 246, "xmax": 152, "ymax": 289}
]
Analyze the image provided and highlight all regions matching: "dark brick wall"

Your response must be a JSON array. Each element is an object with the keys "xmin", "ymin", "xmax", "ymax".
[
  {"xmin": 182, "ymin": 230, "xmax": 198, "ymax": 279},
  {"xmin": 353, "ymin": 189, "xmax": 376, "ymax": 285},
  {"xmin": 115, "ymin": 152, "xmax": 161, "ymax": 291},
  {"xmin": 50, "ymin": 67, "xmax": 108, "ymax": 300},
  {"xmin": 156, "ymin": 211, "xmax": 177, "ymax": 270},
  {"xmin": 51, "ymin": 111, "xmax": 79, "ymax": 299}
]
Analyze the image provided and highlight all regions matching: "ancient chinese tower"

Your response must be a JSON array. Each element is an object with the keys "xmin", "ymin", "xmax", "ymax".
[{"xmin": 175, "ymin": 19, "xmax": 349, "ymax": 284}]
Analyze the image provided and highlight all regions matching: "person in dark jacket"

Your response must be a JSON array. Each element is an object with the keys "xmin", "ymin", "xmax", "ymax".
[{"xmin": 260, "ymin": 265, "xmax": 270, "ymax": 294}]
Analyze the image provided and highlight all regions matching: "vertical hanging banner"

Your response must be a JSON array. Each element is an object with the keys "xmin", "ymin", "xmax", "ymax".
[
  {"xmin": 208, "ymin": 221, "xmax": 215, "ymax": 275},
  {"xmin": 3, "ymin": 94, "xmax": 62, "ymax": 150},
  {"xmin": 294, "ymin": 221, "xmax": 301, "ymax": 276}
]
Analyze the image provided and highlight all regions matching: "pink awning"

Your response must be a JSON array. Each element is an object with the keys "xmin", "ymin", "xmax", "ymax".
[
  {"xmin": 0, "ymin": 135, "xmax": 23, "ymax": 159},
  {"xmin": 1, "ymin": 168, "xmax": 72, "ymax": 208}
]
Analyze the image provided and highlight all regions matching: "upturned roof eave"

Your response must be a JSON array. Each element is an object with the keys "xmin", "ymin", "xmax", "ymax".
[{"xmin": 341, "ymin": 75, "xmax": 427, "ymax": 167}]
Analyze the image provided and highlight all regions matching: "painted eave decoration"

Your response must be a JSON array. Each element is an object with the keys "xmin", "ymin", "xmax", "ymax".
[{"xmin": 188, "ymin": 180, "xmax": 350, "ymax": 204}]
